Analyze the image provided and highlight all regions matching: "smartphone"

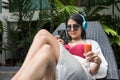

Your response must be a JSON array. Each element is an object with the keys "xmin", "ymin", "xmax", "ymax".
[{"xmin": 57, "ymin": 30, "xmax": 68, "ymax": 44}]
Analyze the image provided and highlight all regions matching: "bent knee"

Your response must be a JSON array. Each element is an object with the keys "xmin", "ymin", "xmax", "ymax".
[
  {"xmin": 38, "ymin": 29, "xmax": 50, "ymax": 36},
  {"xmin": 42, "ymin": 44, "xmax": 51, "ymax": 51},
  {"xmin": 40, "ymin": 44, "xmax": 54, "ymax": 57},
  {"xmin": 34, "ymin": 29, "xmax": 50, "ymax": 40}
]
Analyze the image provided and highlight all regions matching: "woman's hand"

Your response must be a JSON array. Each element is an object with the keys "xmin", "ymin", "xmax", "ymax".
[
  {"xmin": 85, "ymin": 51, "xmax": 101, "ymax": 65},
  {"xmin": 85, "ymin": 51, "xmax": 102, "ymax": 75},
  {"xmin": 55, "ymin": 35, "xmax": 64, "ymax": 44}
]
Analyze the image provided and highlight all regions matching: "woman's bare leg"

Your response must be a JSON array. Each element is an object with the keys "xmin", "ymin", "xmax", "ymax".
[
  {"xmin": 11, "ymin": 29, "xmax": 60, "ymax": 80},
  {"xmin": 18, "ymin": 44, "xmax": 56, "ymax": 80}
]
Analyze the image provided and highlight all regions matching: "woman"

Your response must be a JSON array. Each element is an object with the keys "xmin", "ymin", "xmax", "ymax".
[{"xmin": 11, "ymin": 13, "xmax": 108, "ymax": 80}]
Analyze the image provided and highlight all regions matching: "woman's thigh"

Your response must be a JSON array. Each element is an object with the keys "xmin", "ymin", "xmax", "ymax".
[{"xmin": 18, "ymin": 44, "xmax": 56, "ymax": 80}]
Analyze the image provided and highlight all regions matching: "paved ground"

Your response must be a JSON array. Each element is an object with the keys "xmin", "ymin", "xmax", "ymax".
[
  {"xmin": 0, "ymin": 71, "xmax": 16, "ymax": 80},
  {"xmin": 0, "ymin": 67, "xmax": 19, "ymax": 80},
  {"xmin": 0, "ymin": 67, "xmax": 120, "ymax": 80}
]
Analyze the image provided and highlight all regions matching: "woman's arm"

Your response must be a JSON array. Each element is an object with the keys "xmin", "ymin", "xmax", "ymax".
[
  {"xmin": 88, "ymin": 40, "xmax": 108, "ymax": 78},
  {"xmin": 86, "ymin": 51, "xmax": 102, "ymax": 75}
]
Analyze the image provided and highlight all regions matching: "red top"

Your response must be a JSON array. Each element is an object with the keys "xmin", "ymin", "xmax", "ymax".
[{"xmin": 64, "ymin": 44, "xmax": 85, "ymax": 58}]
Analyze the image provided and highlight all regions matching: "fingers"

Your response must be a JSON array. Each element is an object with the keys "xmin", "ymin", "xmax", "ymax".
[
  {"xmin": 58, "ymin": 39, "xmax": 64, "ymax": 44},
  {"xmin": 54, "ymin": 35, "xmax": 60, "ymax": 39},
  {"xmin": 85, "ymin": 51, "xmax": 101, "ymax": 64},
  {"xmin": 54, "ymin": 35, "xmax": 64, "ymax": 44}
]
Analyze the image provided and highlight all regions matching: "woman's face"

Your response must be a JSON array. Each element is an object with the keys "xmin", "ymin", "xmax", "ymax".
[{"xmin": 67, "ymin": 19, "xmax": 82, "ymax": 40}]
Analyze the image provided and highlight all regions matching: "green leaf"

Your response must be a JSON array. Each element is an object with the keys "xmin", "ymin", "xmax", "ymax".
[
  {"xmin": 54, "ymin": 0, "xmax": 64, "ymax": 8},
  {"xmin": 116, "ymin": 35, "xmax": 120, "ymax": 46},
  {"xmin": 101, "ymin": 23, "xmax": 117, "ymax": 36},
  {"xmin": 59, "ymin": 5, "xmax": 79, "ymax": 15}
]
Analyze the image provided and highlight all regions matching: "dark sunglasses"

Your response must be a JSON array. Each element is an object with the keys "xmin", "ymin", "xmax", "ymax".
[{"xmin": 67, "ymin": 24, "xmax": 80, "ymax": 31}]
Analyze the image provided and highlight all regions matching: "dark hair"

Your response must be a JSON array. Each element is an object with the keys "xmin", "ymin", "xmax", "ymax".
[{"xmin": 66, "ymin": 13, "xmax": 86, "ymax": 39}]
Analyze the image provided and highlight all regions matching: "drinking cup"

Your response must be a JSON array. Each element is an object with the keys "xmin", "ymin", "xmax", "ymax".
[{"xmin": 84, "ymin": 44, "xmax": 92, "ymax": 54}]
